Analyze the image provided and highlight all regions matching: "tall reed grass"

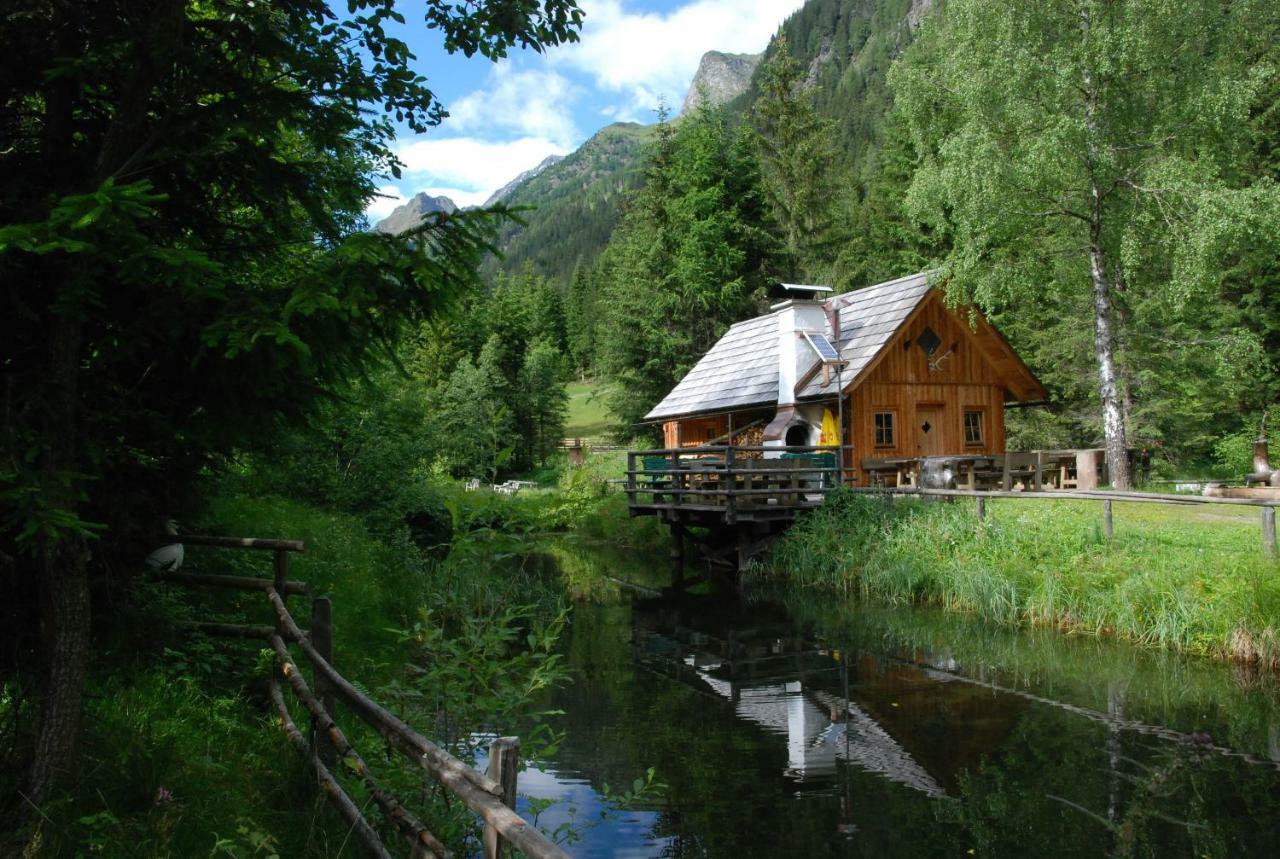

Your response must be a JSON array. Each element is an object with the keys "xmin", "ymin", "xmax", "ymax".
[{"xmin": 756, "ymin": 491, "xmax": 1280, "ymax": 665}]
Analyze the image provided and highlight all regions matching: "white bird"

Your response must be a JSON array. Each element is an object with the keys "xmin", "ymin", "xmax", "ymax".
[{"xmin": 145, "ymin": 519, "xmax": 184, "ymax": 571}]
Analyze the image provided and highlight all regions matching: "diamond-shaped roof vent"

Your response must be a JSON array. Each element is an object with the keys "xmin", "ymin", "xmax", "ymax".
[{"xmin": 917, "ymin": 326, "xmax": 942, "ymax": 356}]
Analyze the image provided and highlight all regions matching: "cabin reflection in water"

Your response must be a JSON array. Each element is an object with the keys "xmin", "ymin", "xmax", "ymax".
[{"xmin": 629, "ymin": 595, "xmax": 1025, "ymax": 797}]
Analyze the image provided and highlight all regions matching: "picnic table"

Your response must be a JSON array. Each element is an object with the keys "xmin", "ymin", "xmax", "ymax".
[{"xmin": 862, "ymin": 457, "xmax": 919, "ymax": 488}]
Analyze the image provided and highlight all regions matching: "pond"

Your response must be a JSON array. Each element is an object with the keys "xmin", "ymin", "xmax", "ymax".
[{"xmin": 514, "ymin": 544, "xmax": 1280, "ymax": 857}]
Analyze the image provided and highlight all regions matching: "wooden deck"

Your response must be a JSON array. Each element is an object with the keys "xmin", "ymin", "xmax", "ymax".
[
  {"xmin": 626, "ymin": 445, "xmax": 847, "ymax": 526},
  {"xmin": 628, "ymin": 445, "xmax": 1278, "ymax": 569}
]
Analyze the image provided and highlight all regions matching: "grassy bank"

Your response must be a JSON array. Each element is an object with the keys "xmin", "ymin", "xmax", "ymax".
[
  {"xmin": 754, "ymin": 492, "xmax": 1280, "ymax": 665},
  {"xmin": 9, "ymin": 482, "xmax": 609, "ymax": 857}
]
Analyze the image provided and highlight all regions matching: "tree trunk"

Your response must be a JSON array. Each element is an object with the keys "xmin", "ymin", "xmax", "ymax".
[
  {"xmin": 29, "ymin": 530, "xmax": 90, "ymax": 806},
  {"xmin": 1081, "ymin": 8, "xmax": 1133, "ymax": 490},
  {"xmin": 28, "ymin": 314, "xmax": 91, "ymax": 807},
  {"xmin": 1088, "ymin": 246, "xmax": 1133, "ymax": 490}
]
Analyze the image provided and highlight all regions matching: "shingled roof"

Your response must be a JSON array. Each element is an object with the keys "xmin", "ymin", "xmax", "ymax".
[
  {"xmin": 644, "ymin": 272, "xmax": 932, "ymax": 421},
  {"xmin": 644, "ymin": 312, "xmax": 781, "ymax": 421},
  {"xmin": 798, "ymin": 272, "xmax": 931, "ymax": 398}
]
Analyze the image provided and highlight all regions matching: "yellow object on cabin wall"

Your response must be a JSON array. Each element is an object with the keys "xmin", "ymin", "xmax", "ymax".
[{"xmin": 820, "ymin": 408, "xmax": 841, "ymax": 446}]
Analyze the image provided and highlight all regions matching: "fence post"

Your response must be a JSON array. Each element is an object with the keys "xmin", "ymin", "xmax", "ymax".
[
  {"xmin": 1264, "ymin": 507, "xmax": 1277, "ymax": 560},
  {"xmin": 483, "ymin": 737, "xmax": 520, "ymax": 859},
  {"xmin": 976, "ymin": 496, "xmax": 986, "ymax": 523},
  {"xmin": 1103, "ymin": 500, "xmax": 1114, "ymax": 540},
  {"xmin": 310, "ymin": 597, "xmax": 335, "ymax": 767},
  {"xmin": 273, "ymin": 549, "xmax": 289, "ymax": 634}
]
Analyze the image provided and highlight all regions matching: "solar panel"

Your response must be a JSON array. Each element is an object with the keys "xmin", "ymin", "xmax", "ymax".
[{"xmin": 804, "ymin": 331, "xmax": 841, "ymax": 362}]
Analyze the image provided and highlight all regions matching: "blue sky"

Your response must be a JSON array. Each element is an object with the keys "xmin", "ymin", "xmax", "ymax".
[{"xmin": 367, "ymin": 0, "xmax": 806, "ymax": 220}]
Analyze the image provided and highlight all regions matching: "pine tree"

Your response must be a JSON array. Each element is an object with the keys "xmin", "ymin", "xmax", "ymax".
[
  {"xmin": 751, "ymin": 35, "xmax": 842, "ymax": 282},
  {"xmin": 518, "ymin": 341, "xmax": 570, "ymax": 465},
  {"xmin": 597, "ymin": 103, "xmax": 775, "ymax": 434}
]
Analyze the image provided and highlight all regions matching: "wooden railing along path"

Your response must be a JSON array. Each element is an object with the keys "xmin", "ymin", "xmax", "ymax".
[{"xmin": 159, "ymin": 535, "xmax": 569, "ymax": 859}]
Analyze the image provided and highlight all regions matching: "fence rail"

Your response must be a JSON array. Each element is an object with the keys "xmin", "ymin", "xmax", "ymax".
[
  {"xmin": 845, "ymin": 485, "xmax": 1278, "ymax": 559},
  {"xmin": 559, "ymin": 436, "xmax": 621, "ymax": 451},
  {"xmin": 159, "ymin": 537, "xmax": 569, "ymax": 859}
]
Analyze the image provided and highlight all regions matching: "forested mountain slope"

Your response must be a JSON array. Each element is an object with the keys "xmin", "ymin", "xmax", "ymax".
[
  {"xmin": 484, "ymin": 0, "xmax": 923, "ymax": 285},
  {"xmin": 479, "ymin": 122, "xmax": 652, "ymax": 284}
]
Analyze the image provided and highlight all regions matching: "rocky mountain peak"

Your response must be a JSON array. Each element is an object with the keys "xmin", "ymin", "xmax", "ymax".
[
  {"xmin": 373, "ymin": 192, "xmax": 457, "ymax": 235},
  {"xmin": 681, "ymin": 50, "xmax": 762, "ymax": 115},
  {"xmin": 483, "ymin": 154, "xmax": 565, "ymax": 207}
]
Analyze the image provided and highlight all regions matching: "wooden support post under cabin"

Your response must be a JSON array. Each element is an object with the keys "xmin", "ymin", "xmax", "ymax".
[
  {"xmin": 670, "ymin": 523, "xmax": 685, "ymax": 585},
  {"xmin": 1264, "ymin": 508, "xmax": 1277, "ymax": 560},
  {"xmin": 1033, "ymin": 451, "xmax": 1044, "ymax": 492},
  {"xmin": 483, "ymin": 738, "xmax": 520, "ymax": 859},
  {"xmin": 273, "ymin": 549, "xmax": 290, "ymax": 634},
  {"xmin": 976, "ymin": 496, "xmax": 986, "ymax": 522},
  {"xmin": 1103, "ymin": 500, "xmax": 1114, "ymax": 540},
  {"xmin": 725, "ymin": 446, "xmax": 737, "ymax": 524},
  {"xmin": 310, "ymin": 597, "xmax": 335, "ymax": 767}
]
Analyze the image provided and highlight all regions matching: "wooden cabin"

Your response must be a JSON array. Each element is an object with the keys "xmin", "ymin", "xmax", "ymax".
[{"xmin": 644, "ymin": 273, "xmax": 1046, "ymax": 486}]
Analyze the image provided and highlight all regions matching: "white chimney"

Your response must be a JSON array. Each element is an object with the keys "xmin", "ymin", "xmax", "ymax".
[
  {"xmin": 762, "ymin": 297, "xmax": 829, "ymax": 451},
  {"xmin": 774, "ymin": 298, "xmax": 830, "ymax": 407}
]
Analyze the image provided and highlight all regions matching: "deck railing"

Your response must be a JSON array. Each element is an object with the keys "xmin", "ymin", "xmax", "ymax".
[
  {"xmin": 159, "ymin": 536, "xmax": 570, "ymax": 859},
  {"xmin": 626, "ymin": 445, "xmax": 853, "ymax": 521}
]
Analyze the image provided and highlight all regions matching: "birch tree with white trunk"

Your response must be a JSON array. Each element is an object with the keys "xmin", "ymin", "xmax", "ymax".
[{"xmin": 891, "ymin": 0, "xmax": 1280, "ymax": 489}]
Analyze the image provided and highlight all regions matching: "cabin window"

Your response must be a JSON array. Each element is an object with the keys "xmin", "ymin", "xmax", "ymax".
[
  {"xmin": 873, "ymin": 411, "xmax": 896, "ymax": 448},
  {"xmin": 704, "ymin": 427, "xmax": 717, "ymax": 441},
  {"xmin": 964, "ymin": 409, "xmax": 985, "ymax": 446}
]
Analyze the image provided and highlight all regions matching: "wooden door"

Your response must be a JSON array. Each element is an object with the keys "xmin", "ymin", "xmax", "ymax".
[{"xmin": 916, "ymin": 405, "xmax": 943, "ymax": 456}]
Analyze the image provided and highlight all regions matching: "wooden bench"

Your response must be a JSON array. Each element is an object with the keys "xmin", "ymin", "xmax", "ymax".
[{"xmin": 1001, "ymin": 452, "xmax": 1043, "ymax": 491}]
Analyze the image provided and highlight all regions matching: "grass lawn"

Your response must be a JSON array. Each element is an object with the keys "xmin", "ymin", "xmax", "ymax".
[
  {"xmin": 757, "ymin": 491, "xmax": 1280, "ymax": 665},
  {"xmin": 565, "ymin": 380, "xmax": 611, "ymax": 438}
]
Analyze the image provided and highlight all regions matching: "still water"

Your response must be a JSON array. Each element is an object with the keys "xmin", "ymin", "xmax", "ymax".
[{"xmin": 515, "ymin": 545, "xmax": 1280, "ymax": 857}]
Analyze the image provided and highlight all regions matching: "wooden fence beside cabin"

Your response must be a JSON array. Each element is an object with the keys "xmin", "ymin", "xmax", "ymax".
[
  {"xmin": 158, "ymin": 536, "xmax": 570, "ymax": 859},
  {"xmin": 842, "ymin": 485, "xmax": 1279, "ymax": 559},
  {"xmin": 625, "ymin": 446, "xmax": 1280, "ymax": 560}
]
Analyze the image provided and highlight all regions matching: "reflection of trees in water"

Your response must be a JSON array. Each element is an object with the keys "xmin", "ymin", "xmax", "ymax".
[
  {"xmin": 536, "ymin": 549, "xmax": 1280, "ymax": 856},
  {"xmin": 783, "ymin": 591, "xmax": 1280, "ymax": 761}
]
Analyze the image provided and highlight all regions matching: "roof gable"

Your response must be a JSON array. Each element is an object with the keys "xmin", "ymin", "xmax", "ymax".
[
  {"xmin": 796, "ymin": 273, "xmax": 932, "ymax": 398},
  {"xmin": 644, "ymin": 271, "xmax": 1044, "ymax": 422}
]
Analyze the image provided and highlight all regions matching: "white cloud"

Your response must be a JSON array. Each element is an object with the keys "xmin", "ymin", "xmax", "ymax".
[
  {"xmin": 447, "ymin": 67, "xmax": 579, "ymax": 148},
  {"xmin": 366, "ymin": 184, "xmax": 408, "ymax": 222},
  {"xmin": 417, "ymin": 186, "xmax": 494, "ymax": 208},
  {"xmin": 552, "ymin": 0, "xmax": 804, "ymax": 113},
  {"xmin": 394, "ymin": 135, "xmax": 570, "ymax": 199}
]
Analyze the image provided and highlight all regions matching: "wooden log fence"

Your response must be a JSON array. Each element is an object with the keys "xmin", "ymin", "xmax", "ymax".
[{"xmin": 158, "ymin": 536, "xmax": 569, "ymax": 859}]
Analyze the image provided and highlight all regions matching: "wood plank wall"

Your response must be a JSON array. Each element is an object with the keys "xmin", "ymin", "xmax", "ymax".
[
  {"xmin": 663, "ymin": 416, "xmax": 727, "ymax": 448},
  {"xmin": 849, "ymin": 296, "xmax": 1009, "ymax": 483},
  {"xmin": 658, "ymin": 295, "xmax": 1029, "ymax": 485}
]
